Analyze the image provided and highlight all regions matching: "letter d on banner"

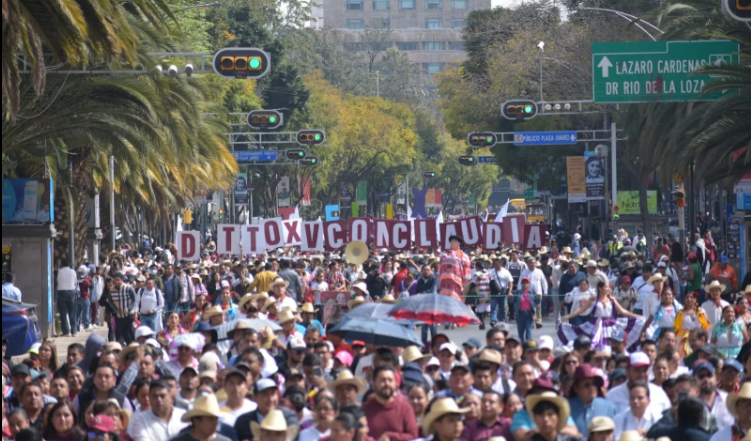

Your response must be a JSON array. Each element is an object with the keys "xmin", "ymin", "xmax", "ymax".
[{"xmin": 176, "ymin": 231, "xmax": 201, "ymax": 261}]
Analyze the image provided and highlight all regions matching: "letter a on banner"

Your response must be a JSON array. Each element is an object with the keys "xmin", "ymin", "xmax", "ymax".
[
  {"xmin": 524, "ymin": 224, "xmax": 547, "ymax": 250},
  {"xmin": 483, "ymin": 223, "xmax": 503, "ymax": 249},
  {"xmin": 301, "ymin": 221, "xmax": 324, "ymax": 251},
  {"xmin": 348, "ymin": 218, "xmax": 371, "ymax": 245},
  {"xmin": 502, "ymin": 214, "xmax": 526, "ymax": 245},
  {"xmin": 217, "ymin": 225, "xmax": 241, "ymax": 255},
  {"xmin": 324, "ymin": 220, "xmax": 347, "ymax": 251},
  {"xmin": 176, "ymin": 231, "xmax": 201, "ymax": 261},
  {"xmin": 242, "ymin": 225, "xmax": 265, "ymax": 255},
  {"xmin": 458, "ymin": 216, "xmax": 482, "ymax": 247},
  {"xmin": 282, "ymin": 219, "xmax": 302, "ymax": 247}
]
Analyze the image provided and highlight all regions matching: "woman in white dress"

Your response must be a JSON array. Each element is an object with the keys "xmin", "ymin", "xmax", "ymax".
[
  {"xmin": 564, "ymin": 279, "xmax": 595, "ymax": 326},
  {"xmin": 557, "ymin": 281, "xmax": 647, "ymax": 353}
]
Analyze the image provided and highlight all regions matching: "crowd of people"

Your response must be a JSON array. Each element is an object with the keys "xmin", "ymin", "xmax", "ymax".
[{"xmin": 2, "ymin": 227, "xmax": 751, "ymax": 441}]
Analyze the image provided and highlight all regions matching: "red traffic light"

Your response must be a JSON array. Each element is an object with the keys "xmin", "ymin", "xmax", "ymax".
[
  {"xmin": 213, "ymin": 48, "xmax": 271, "ymax": 79},
  {"xmin": 248, "ymin": 110, "xmax": 283, "ymax": 130},
  {"xmin": 297, "ymin": 130, "xmax": 326, "ymax": 146},
  {"xmin": 467, "ymin": 133, "xmax": 497, "ymax": 148},
  {"xmin": 502, "ymin": 100, "xmax": 538, "ymax": 120}
]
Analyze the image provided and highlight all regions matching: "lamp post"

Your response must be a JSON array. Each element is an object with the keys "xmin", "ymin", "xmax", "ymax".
[{"xmin": 576, "ymin": 6, "xmax": 664, "ymax": 41}]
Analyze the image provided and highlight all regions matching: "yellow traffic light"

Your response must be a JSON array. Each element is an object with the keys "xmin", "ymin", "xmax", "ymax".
[
  {"xmin": 184, "ymin": 209, "xmax": 192, "ymax": 225},
  {"xmin": 213, "ymin": 49, "xmax": 270, "ymax": 79}
]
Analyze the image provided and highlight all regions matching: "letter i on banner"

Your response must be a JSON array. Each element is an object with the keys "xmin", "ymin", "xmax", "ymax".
[
  {"xmin": 501, "ymin": 214, "xmax": 526, "ymax": 245},
  {"xmin": 176, "ymin": 232, "xmax": 201, "ymax": 261}
]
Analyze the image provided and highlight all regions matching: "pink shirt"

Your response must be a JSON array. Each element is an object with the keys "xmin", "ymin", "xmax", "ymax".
[{"xmin": 519, "ymin": 292, "xmax": 533, "ymax": 310}]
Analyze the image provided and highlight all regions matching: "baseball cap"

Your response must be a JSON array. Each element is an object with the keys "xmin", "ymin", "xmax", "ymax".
[
  {"xmin": 609, "ymin": 368, "xmax": 627, "ymax": 383},
  {"xmin": 574, "ymin": 335, "xmax": 592, "ymax": 350},
  {"xmin": 657, "ymin": 261, "xmax": 667, "ymax": 268},
  {"xmin": 723, "ymin": 359, "xmax": 743, "ymax": 374},
  {"xmin": 523, "ymin": 340, "xmax": 540, "ymax": 352},
  {"xmin": 463, "ymin": 338, "xmax": 481, "ymax": 349},
  {"xmin": 288, "ymin": 337, "xmax": 306, "ymax": 351},
  {"xmin": 28, "ymin": 343, "xmax": 41, "ymax": 355},
  {"xmin": 11, "ymin": 364, "xmax": 30, "ymax": 377},
  {"xmin": 521, "ymin": 277, "xmax": 531, "ymax": 283},
  {"xmin": 450, "ymin": 361, "xmax": 470, "ymax": 373},
  {"xmin": 537, "ymin": 336, "xmax": 554, "ymax": 351},
  {"xmin": 225, "ymin": 368, "xmax": 248, "ymax": 383},
  {"xmin": 693, "ymin": 361, "xmax": 716, "ymax": 375},
  {"xmin": 698, "ymin": 344, "xmax": 718, "ymax": 357},
  {"xmin": 720, "ymin": 255, "xmax": 729, "ymax": 264},
  {"xmin": 439, "ymin": 342, "xmax": 459, "ymax": 356},
  {"xmin": 89, "ymin": 415, "xmax": 116, "ymax": 433},
  {"xmin": 621, "ymin": 276, "xmax": 631, "ymax": 284},
  {"xmin": 255, "ymin": 378, "xmax": 277, "ymax": 394},
  {"xmin": 425, "ymin": 357, "xmax": 440, "ymax": 369},
  {"xmin": 628, "ymin": 352, "xmax": 651, "ymax": 368},
  {"xmin": 135, "ymin": 326, "xmax": 155, "ymax": 339},
  {"xmin": 494, "ymin": 323, "xmax": 511, "ymax": 335},
  {"xmin": 352, "ymin": 341, "xmax": 366, "ymax": 348},
  {"xmin": 334, "ymin": 351, "xmax": 354, "ymax": 367}
]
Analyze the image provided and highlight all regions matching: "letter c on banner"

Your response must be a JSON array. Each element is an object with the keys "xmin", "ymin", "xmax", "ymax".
[{"xmin": 392, "ymin": 221, "xmax": 410, "ymax": 250}]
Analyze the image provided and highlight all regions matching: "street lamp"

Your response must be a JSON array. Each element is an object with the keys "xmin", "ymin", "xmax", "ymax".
[{"xmin": 576, "ymin": 6, "xmax": 664, "ymax": 41}]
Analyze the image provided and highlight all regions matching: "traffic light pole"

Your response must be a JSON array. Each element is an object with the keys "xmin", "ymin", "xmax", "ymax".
[{"xmin": 611, "ymin": 121, "xmax": 619, "ymax": 233}]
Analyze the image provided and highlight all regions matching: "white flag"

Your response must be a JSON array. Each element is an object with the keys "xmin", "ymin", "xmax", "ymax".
[
  {"xmin": 494, "ymin": 199, "xmax": 510, "ymax": 223},
  {"xmin": 291, "ymin": 205, "xmax": 300, "ymax": 220}
]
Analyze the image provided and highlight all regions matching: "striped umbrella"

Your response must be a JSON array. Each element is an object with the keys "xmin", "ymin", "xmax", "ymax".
[
  {"xmin": 387, "ymin": 294, "xmax": 480, "ymax": 326},
  {"xmin": 344, "ymin": 303, "xmax": 420, "ymax": 325}
]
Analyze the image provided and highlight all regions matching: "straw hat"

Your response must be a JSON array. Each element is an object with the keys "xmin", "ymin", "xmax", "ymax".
[
  {"xmin": 278, "ymin": 309, "xmax": 297, "ymax": 325},
  {"xmin": 704, "ymin": 280, "xmax": 724, "ymax": 292},
  {"xmin": 181, "ymin": 394, "xmax": 227, "ymax": 422},
  {"xmin": 262, "ymin": 298, "xmax": 277, "ymax": 312},
  {"xmin": 118, "ymin": 343, "xmax": 141, "ymax": 365},
  {"xmin": 538, "ymin": 246, "xmax": 549, "ymax": 255},
  {"xmin": 422, "ymin": 398, "xmax": 470, "ymax": 435},
  {"xmin": 238, "ymin": 294, "xmax": 256, "ymax": 311},
  {"xmin": 587, "ymin": 416, "xmax": 615, "ymax": 433},
  {"xmin": 190, "ymin": 274, "xmax": 202, "ymax": 281},
  {"xmin": 379, "ymin": 294, "xmax": 397, "ymax": 304},
  {"xmin": 251, "ymin": 410, "xmax": 299, "ymax": 441},
  {"xmin": 270, "ymin": 278, "xmax": 289, "ymax": 290},
  {"xmin": 525, "ymin": 392, "xmax": 570, "ymax": 431},
  {"xmin": 205, "ymin": 305, "xmax": 225, "ymax": 319},
  {"xmin": 250, "ymin": 292, "xmax": 270, "ymax": 303},
  {"xmin": 744, "ymin": 285, "xmax": 751, "ymax": 295},
  {"xmin": 403, "ymin": 346, "xmax": 432, "ymax": 365},
  {"xmin": 647, "ymin": 274, "xmax": 666, "ymax": 284},
  {"xmin": 348, "ymin": 296, "xmax": 367, "ymax": 310},
  {"xmin": 478, "ymin": 349, "xmax": 502, "ymax": 366},
  {"xmin": 327, "ymin": 369, "xmax": 368, "ymax": 396},
  {"xmin": 300, "ymin": 303, "xmax": 318, "ymax": 314},
  {"xmin": 617, "ymin": 431, "xmax": 643, "ymax": 441},
  {"xmin": 107, "ymin": 342, "xmax": 123, "ymax": 352},
  {"xmin": 727, "ymin": 382, "xmax": 751, "ymax": 419},
  {"xmin": 561, "ymin": 247, "xmax": 573, "ymax": 254}
]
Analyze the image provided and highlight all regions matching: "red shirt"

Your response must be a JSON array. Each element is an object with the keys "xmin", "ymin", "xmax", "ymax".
[
  {"xmin": 461, "ymin": 417, "xmax": 512, "ymax": 441},
  {"xmin": 519, "ymin": 291, "xmax": 533, "ymax": 310},
  {"xmin": 393, "ymin": 269, "xmax": 409, "ymax": 295},
  {"xmin": 79, "ymin": 278, "xmax": 92, "ymax": 300},
  {"xmin": 363, "ymin": 396, "xmax": 419, "ymax": 441}
]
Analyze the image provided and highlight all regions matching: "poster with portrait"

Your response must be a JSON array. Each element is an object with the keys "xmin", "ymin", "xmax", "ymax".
[
  {"xmin": 277, "ymin": 177, "xmax": 291, "ymax": 208},
  {"xmin": 321, "ymin": 291, "xmax": 349, "ymax": 325},
  {"xmin": 585, "ymin": 156, "xmax": 606, "ymax": 200},
  {"xmin": 234, "ymin": 173, "xmax": 249, "ymax": 206}
]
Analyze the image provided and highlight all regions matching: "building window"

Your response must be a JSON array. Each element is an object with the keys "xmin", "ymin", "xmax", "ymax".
[
  {"xmin": 400, "ymin": 0, "xmax": 415, "ymax": 9},
  {"xmin": 450, "ymin": 18, "xmax": 466, "ymax": 28},
  {"xmin": 451, "ymin": 0, "xmax": 467, "ymax": 9},
  {"xmin": 448, "ymin": 41, "xmax": 465, "ymax": 50},
  {"xmin": 344, "ymin": 43, "xmax": 368, "ymax": 51},
  {"xmin": 346, "ymin": 0, "xmax": 364, "ymax": 10},
  {"xmin": 397, "ymin": 42, "xmax": 419, "ymax": 51},
  {"xmin": 347, "ymin": 19, "xmax": 365, "ymax": 29},
  {"xmin": 424, "ymin": 63, "xmax": 444, "ymax": 74},
  {"xmin": 379, "ymin": 19, "xmax": 391, "ymax": 28},
  {"xmin": 426, "ymin": 0, "xmax": 442, "ymax": 9},
  {"xmin": 423, "ymin": 41, "xmax": 444, "ymax": 51},
  {"xmin": 426, "ymin": 19, "xmax": 443, "ymax": 29},
  {"xmin": 372, "ymin": 0, "xmax": 389, "ymax": 10}
]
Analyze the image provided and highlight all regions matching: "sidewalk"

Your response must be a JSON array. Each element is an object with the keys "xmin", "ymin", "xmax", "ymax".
[{"xmin": 12, "ymin": 327, "xmax": 109, "ymax": 366}]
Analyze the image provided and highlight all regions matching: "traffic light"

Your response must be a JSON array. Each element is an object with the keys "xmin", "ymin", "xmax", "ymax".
[
  {"xmin": 213, "ymin": 48, "xmax": 271, "ymax": 79},
  {"xmin": 300, "ymin": 156, "xmax": 320, "ymax": 167},
  {"xmin": 248, "ymin": 110, "xmax": 283, "ymax": 130},
  {"xmin": 612, "ymin": 205, "xmax": 620, "ymax": 220},
  {"xmin": 219, "ymin": 209, "xmax": 225, "ymax": 220},
  {"xmin": 423, "ymin": 172, "xmax": 437, "ymax": 178},
  {"xmin": 674, "ymin": 185, "xmax": 686, "ymax": 208},
  {"xmin": 458, "ymin": 156, "xmax": 476, "ymax": 167},
  {"xmin": 183, "ymin": 209, "xmax": 192, "ymax": 225},
  {"xmin": 502, "ymin": 100, "xmax": 538, "ymax": 120},
  {"xmin": 725, "ymin": 0, "xmax": 751, "ymax": 21},
  {"xmin": 297, "ymin": 130, "xmax": 326, "ymax": 146},
  {"xmin": 467, "ymin": 133, "xmax": 497, "ymax": 148},
  {"xmin": 286, "ymin": 149, "xmax": 307, "ymax": 160}
]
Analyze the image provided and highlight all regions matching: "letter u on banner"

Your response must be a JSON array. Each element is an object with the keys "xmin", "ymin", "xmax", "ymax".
[
  {"xmin": 301, "ymin": 221, "xmax": 324, "ymax": 251},
  {"xmin": 483, "ymin": 223, "xmax": 503, "ymax": 249},
  {"xmin": 459, "ymin": 216, "xmax": 482, "ymax": 247},
  {"xmin": 217, "ymin": 224, "xmax": 241, "ymax": 255},
  {"xmin": 176, "ymin": 231, "xmax": 201, "ymax": 261},
  {"xmin": 348, "ymin": 218, "xmax": 371, "ymax": 244}
]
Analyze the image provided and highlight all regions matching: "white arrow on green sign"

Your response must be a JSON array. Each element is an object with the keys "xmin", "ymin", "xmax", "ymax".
[{"xmin": 592, "ymin": 40, "xmax": 740, "ymax": 103}]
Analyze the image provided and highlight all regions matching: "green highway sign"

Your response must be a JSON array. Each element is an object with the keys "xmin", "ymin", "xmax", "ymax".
[{"xmin": 592, "ymin": 40, "xmax": 740, "ymax": 103}]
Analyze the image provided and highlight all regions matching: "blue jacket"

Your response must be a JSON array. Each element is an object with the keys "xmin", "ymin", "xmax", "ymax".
[
  {"xmin": 161, "ymin": 274, "xmax": 183, "ymax": 305},
  {"xmin": 568, "ymin": 396, "xmax": 617, "ymax": 438},
  {"xmin": 511, "ymin": 290, "xmax": 540, "ymax": 314}
]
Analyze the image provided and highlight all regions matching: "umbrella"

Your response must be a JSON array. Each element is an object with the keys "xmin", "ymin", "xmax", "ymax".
[
  {"xmin": 344, "ymin": 303, "xmax": 420, "ymax": 325},
  {"xmin": 214, "ymin": 318, "xmax": 282, "ymax": 342},
  {"xmin": 387, "ymin": 294, "xmax": 480, "ymax": 326},
  {"xmin": 329, "ymin": 318, "xmax": 423, "ymax": 347}
]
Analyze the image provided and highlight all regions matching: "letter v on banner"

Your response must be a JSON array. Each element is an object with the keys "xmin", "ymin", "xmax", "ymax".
[
  {"xmin": 301, "ymin": 221, "xmax": 324, "ymax": 251},
  {"xmin": 502, "ymin": 214, "xmax": 526, "ymax": 246},
  {"xmin": 524, "ymin": 224, "xmax": 547, "ymax": 250},
  {"xmin": 176, "ymin": 231, "xmax": 201, "ymax": 261}
]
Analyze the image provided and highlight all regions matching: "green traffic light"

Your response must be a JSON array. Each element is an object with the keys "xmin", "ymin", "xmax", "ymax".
[
  {"xmin": 269, "ymin": 116, "xmax": 277, "ymax": 123},
  {"xmin": 524, "ymin": 105, "xmax": 533, "ymax": 113},
  {"xmin": 486, "ymin": 137, "xmax": 493, "ymax": 143},
  {"xmin": 249, "ymin": 58, "xmax": 261, "ymax": 69},
  {"xmin": 469, "ymin": 157, "xmax": 474, "ymax": 162},
  {"xmin": 312, "ymin": 159, "xmax": 317, "ymax": 164},
  {"xmin": 314, "ymin": 134, "xmax": 321, "ymax": 141},
  {"xmin": 298, "ymin": 152, "xmax": 304, "ymax": 157}
]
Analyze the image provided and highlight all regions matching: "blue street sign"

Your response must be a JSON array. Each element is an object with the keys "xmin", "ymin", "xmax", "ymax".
[
  {"xmin": 232, "ymin": 151, "xmax": 278, "ymax": 162},
  {"xmin": 513, "ymin": 131, "xmax": 578, "ymax": 146},
  {"xmin": 478, "ymin": 156, "xmax": 496, "ymax": 163}
]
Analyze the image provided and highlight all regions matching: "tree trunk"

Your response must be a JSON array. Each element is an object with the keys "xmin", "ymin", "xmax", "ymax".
[{"xmin": 638, "ymin": 168, "xmax": 652, "ymax": 237}]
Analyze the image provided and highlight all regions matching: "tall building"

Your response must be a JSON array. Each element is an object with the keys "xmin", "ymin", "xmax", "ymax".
[{"xmin": 322, "ymin": 0, "xmax": 492, "ymax": 74}]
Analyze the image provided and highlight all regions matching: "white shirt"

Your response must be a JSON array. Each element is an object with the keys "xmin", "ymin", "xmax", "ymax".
[
  {"xmin": 278, "ymin": 330, "xmax": 303, "ymax": 349},
  {"xmin": 565, "ymin": 288, "xmax": 595, "ymax": 316},
  {"xmin": 606, "ymin": 382, "xmax": 672, "ymax": 415},
  {"xmin": 355, "ymin": 353, "xmax": 375, "ymax": 380},
  {"xmin": 631, "ymin": 276, "xmax": 652, "ymax": 311},
  {"xmin": 127, "ymin": 408, "xmax": 188, "ymax": 441},
  {"xmin": 491, "ymin": 377, "xmax": 517, "ymax": 395},
  {"xmin": 709, "ymin": 426, "xmax": 738, "ymax": 441},
  {"xmin": 650, "ymin": 301, "xmax": 683, "ymax": 328},
  {"xmin": 298, "ymin": 425, "xmax": 331, "ymax": 441},
  {"xmin": 310, "ymin": 281, "xmax": 329, "ymax": 304},
  {"xmin": 642, "ymin": 290, "xmax": 661, "ymax": 319},
  {"xmin": 278, "ymin": 295, "xmax": 298, "ymax": 312},
  {"xmin": 490, "ymin": 268, "xmax": 514, "ymax": 290},
  {"xmin": 517, "ymin": 268, "xmax": 548, "ymax": 295},
  {"xmin": 136, "ymin": 288, "xmax": 164, "ymax": 315},
  {"xmin": 613, "ymin": 407, "xmax": 662, "ymax": 440},
  {"xmin": 704, "ymin": 389, "xmax": 734, "ymax": 430},
  {"xmin": 702, "ymin": 299, "xmax": 730, "ymax": 329},
  {"xmin": 57, "ymin": 267, "xmax": 78, "ymax": 291},
  {"xmin": 219, "ymin": 399, "xmax": 257, "ymax": 427}
]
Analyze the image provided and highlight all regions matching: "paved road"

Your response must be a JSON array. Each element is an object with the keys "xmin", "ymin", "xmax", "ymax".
[{"xmin": 414, "ymin": 316, "xmax": 559, "ymax": 347}]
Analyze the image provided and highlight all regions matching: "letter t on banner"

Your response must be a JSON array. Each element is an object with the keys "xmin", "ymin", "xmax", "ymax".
[
  {"xmin": 217, "ymin": 225, "xmax": 241, "ymax": 255},
  {"xmin": 176, "ymin": 232, "xmax": 201, "ymax": 261}
]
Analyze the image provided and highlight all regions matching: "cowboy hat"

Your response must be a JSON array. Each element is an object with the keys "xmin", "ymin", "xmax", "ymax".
[
  {"xmin": 617, "ymin": 431, "xmax": 643, "ymax": 441},
  {"xmin": 422, "ymin": 398, "xmax": 470, "ymax": 435},
  {"xmin": 181, "ymin": 394, "xmax": 227, "ymax": 422},
  {"xmin": 597, "ymin": 259, "xmax": 610, "ymax": 267},
  {"xmin": 587, "ymin": 416, "xmax": 615, "ymax": 433},
  {"xmin": 270, "ymin": 278, "xmax": 290, "ymax": 290},
  {"xmin": 525, "ymin": 392, "xmax": 570, "ymax": 431},
  {"xmin": 327, "ymin": 369, "xmax": 368, "ymax": 396},
  {"xmin": 251, "ymin": 410, "xmax": 299, "ymax": 441},
  {"xmin": 250, "ymin": 292, "xmax": 270, "ymax": 303},
  {"xmin": 403, "ymin": 346, "xmax": 432, "ymax": 365},
  {"xmin": 561, "ymin": 247, "xmax": 573, "ymax": 254},
  {"xmin": 262, "ymin": 298, "xmax": 278, "ymax": 312},
  {"xmin": 378, "ymin": 294, "xmax": 397, "ymax": 304},
  {"xmin": 300, "ymin": 303, "xmax": 319, "ymax": 314},
  {"xmin": 238, "ymin": 294, "xmax": 256, "ymax": 311},
  {"xmin": 647, "ymin": 274, "xmax": 666, "ymax": 284},
  {"xmin": 348, "ymin": 296, "xmax": 367, "ymax": 310},
  {"xmin": 704, "ymin": 280, "xmax": 724, "ymax": 292},
  {"xmin": 190, "ymin": 274, "xmax": 202, "ymax": 281},
  {"xmin": 744, "ymin": 284, "xmax": 751, "ymax": 295},
  {"xmin": 118, "ymin": 343, "xmax": 141, "ymax": 366},
  {"xmin": 278, "ymin": 309, "xmax": 297, "ymax": 325},
  {"xmin": 538, "ymin": 246, "xmax": 549, "ymax": 255},
  {"xmin": 107, "ymin": 342, "xmax": 123, "ymax": 352},
  {"xmin": 727, "ymin": 382, "xmax": 751, "ymax": 419},
  {"xmin": 205, "ymin": 305, "xmax": 225, "ymax": 319},
  {"xmin": 352, "ymin": 282, "xmax": 370, "ymax": 296},
  {"xmin": 478, "ymin": 349, "xmax": 502, "ymax": 366}
]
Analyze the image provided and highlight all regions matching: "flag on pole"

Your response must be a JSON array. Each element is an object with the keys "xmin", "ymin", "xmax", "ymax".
[
  {"xmin": 291, "ymin": 205, "xmax": 300, "ymax": 220},
  {"xmin": 494, "ymin": 199, "xmax": 510, "ymax": 223}
]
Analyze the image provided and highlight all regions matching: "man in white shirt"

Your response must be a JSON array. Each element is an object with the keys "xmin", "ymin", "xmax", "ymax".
[
  {"xmin": 56, "ymin": 259, "xmax": 79, "ymax": 337},
  {"xmin": 613, "ymin": 382, "xmax": 662, "ymax": 439},
  {"xmin": 551, "ymin": 258, "xmax": 568, "ymax": 327},
  {"xmin": 631, "ymin": 264, "xmax": 655, "ymax": 315},
  {"xmin": 642, "ymin": 274, "xmax": 667, "ymax": 322},
  {"xmin": 219, "ymin": 368, "xmax": 257, "ymax": 427},
  {"xmin": 489, "ymin": 258, "xmax": 513, "ymax": 325},
  {"xmin": 585, "ymin": 260, "xmax": 609, "ymax": 290},
  {"xmin": 606, "ymin": 352, "xmax": 672, "ymax": 414},
  {"xmin": 695, "ymin": 361, "xmax": 734, "ymax": 430},
  {"xmin": 710, "ymin": 382, "xmax": 751, "ymax": 441},
  {"xmin": 127, "ymin": 379, "xmax": 188, "ymax": 441},
  {"xmin": 135, "ymin": 278, "xmax": 164, "ymax": 333}
]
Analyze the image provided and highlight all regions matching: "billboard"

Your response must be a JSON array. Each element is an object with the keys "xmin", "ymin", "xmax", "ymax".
[
  {"xmin": 2, "ymin": 179, "xmax": 55, "ymax": 224},
  {"xmin": 617, "ymin": 191, "xmax": 657, "ymax": 215}
]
